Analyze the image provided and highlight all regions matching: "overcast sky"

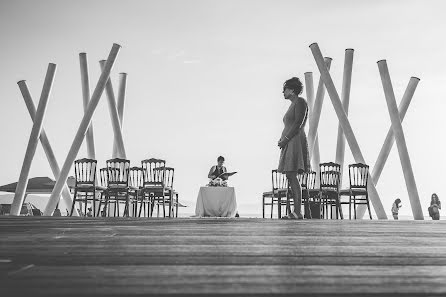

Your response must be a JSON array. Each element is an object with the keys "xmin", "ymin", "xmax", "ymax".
[{"xmin": 1, "ymin": 0, "xmax": 445, "ymax": 217}]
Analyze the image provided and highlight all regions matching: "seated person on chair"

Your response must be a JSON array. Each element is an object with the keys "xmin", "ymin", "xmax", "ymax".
[{"xmin": 208, "ymin": 156, "xmax": 228, "ymax": 181}]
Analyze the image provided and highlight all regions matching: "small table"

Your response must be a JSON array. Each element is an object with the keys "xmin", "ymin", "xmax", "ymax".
[{"xmin": 195, "ymin": 186, "xmax": 237, "ymax": 217}]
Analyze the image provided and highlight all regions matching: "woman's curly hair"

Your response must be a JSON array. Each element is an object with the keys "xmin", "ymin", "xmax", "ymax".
[{"xmin": 283, "ymin": 77, "xmax": 303, "ymax": 95}]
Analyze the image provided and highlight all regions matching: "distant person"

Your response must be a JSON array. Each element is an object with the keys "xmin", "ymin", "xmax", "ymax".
[
  {"xmin": 391, "ymin": 198, "xmax": 402, "ymax": 220},
  {"xmin": 52, "ymin": 208, "xmax": 62, "ymax": 217},
  {"xmin": 428, "ymin": 193, "xmax": 441, "ymax": 220},
  {"xmin": 87, "ymin": 207, "xmax": 93, "ymax": 217},
  {"xmin": 278, "ymin": 77, "xmax": 310, "ymax": 220},
  {"xmin": 208, "ymin": 156, "xmax": 228, "ymax": 181}
]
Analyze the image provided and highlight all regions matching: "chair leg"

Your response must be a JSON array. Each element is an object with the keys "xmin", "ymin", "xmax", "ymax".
[
  {"xmin": 84, "ymin": 193, "xmax": 88, "ymax": 217},
  {"xmin": 270, "ymin": 198, "xmax": 274, "ymax": 219},
  {"xmin": 97, "ymin": 198, "xmax": 102, "ymax": 217},
  {"xmin": 125, "ymin": 190, "xmax": 129, "ymax": 217},
  {"xmin": 104, "ymin": 193, "xmax": 110, "ymax": 217},
  {"xmin": 93, "ymin": 190, "xmax": 96, "ymax": 217},
  {"xmin": 169, "ymin": 192, "xmax": 173, "ymax": 217},
  {"xmin": 367, "ymin": 194, "xmax": 372, "ymax": 220},
  {"xmin": 113, "ymin": 196, "xmax": 117, "ymax": 217},
  {"xmin": 70, "ymin": 189, "xmax": 78, "ymax": 216},
  {"xmin": 337, "ymin": 195, "xmax": 343, "ymax": 219},
  {"xmin": 278, "ymin": 197, "xmax": 282, "ymax": 219},
  {"xmin": 162, "ymin": 197, "xmax": 166, "ymax": 218},
  {"xmin": 353, "ymin": 197, "xmax": 357, "ymax": 219},
  {"xmin": 138, "ymin": 191, "xmax": 144, "ymax": 217},
  {"xmin": 151, "ymin": 197, "xmax": 155, "ymax": 217},
  {"xmin": 349, "ymin": 195, "xmax": 352, "ymax": 220},
  {"xmin": 176, "ymin": 193, "xmax": 179, "ymax": 218}
]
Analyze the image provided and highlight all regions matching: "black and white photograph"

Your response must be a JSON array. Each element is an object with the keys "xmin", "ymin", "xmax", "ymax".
[{"xmin": 0, "ymin": 0, "xmax": 445, "ymax": 295}]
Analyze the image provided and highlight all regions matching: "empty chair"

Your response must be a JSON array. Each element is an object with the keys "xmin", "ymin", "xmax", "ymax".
[
  {"xmin": 319, "ymin": 162, "xmax": 343, "ymax": 219},
  {"xmin": 70, "ymin": 158, "xmax": 98, "ymax": 216},
  {"xmin": 262, "ymin": 169, "xmax": 288, "ymax": 219},
  {"xmin": 152, "ymin": 166, "xmax": 178, "ymax": 218},
  {"xmin": 140, "ymin": 158, "xmax": 166, "ymax": 217},
  {"xmin": 106, "ymin": 158, "xmax": 131, "ymax": 217},
  {"xmin": 339, "ymin": 163, "xmax": 372, "ymax": 219},
  {"xmin": 96, "ymin": 168, "xmax": 109, "ymax": 217},
  {"xmin": 305, "ymin": 170, "xmax": 322, "ymax": 219},
  {"xmin": 128, "ymin": 166, "xmax": 143, "ymax": 216}
]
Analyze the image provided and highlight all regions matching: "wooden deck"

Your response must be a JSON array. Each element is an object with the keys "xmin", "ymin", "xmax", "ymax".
[{"xmin": 0, "ymin": 217, "xmax": 445, "ymax": 296}]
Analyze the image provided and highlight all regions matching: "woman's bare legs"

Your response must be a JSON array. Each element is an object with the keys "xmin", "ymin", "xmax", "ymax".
[{"xmin": 286, "ymin": 171, "xmax": 302, "ymax": 217}]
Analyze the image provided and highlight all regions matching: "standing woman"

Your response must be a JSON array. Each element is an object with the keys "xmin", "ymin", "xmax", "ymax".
[
  {"xmin": 391, "ymin": 198, "xmax": 402, "ymax": 220},
  {"xmin": 278, "ymin": 77, "xmax": 310, "ymax": 219}
]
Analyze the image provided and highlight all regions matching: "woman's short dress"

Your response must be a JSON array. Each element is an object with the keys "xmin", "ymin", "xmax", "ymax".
[{"xmin": 278, "ymin": 98, "xmax": 310, "ymax": 173}]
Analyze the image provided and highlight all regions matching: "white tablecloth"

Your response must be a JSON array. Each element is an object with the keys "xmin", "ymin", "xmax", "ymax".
[{"xmin": 195, "ymin": 187, "xmax": 237, "ymax": 217}]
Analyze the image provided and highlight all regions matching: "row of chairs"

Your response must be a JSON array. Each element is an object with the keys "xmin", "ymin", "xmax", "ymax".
[
  {"xmin": 70, "ymin": 157, "xmax": 178, "ymax": 218},
  {"xmin": 262, "ymin": 162, "xmax": 372, "ymax": 220}
]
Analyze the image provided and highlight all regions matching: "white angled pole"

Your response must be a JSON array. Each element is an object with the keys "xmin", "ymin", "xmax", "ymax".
[
  {"xmin": 18, "ymin": 81, "xmax": 79, "ymax": 217},
  {"xmin": 377, "ymin": 60, "xmax": 423, "ymax": 220},
  {"xmin": 304, "ymin": 72, "xmax": 321, "ymax": 185},
  {"xmin": 308, "ymin": 57, "xmax": 331, "ymax": 159},
  {"xmin": 310, "ymin": 43, "xmax": 387, "ymax": 219},
  {"xmin": 79, "ymin": 53, "xmax": 96, "ymax": 159},
  {"xmin": 44, "ymin": 44, "xmax": 121, "ymax": 216},
  {"xmin": 99, "ymin": 60, "xmax": 126, "ymax": 159},
  {"xmin": 11, "ymin": 64, "xmax": 56, "ymax": 216},
  {"xmin": 356, "ymin": 77, "xmax": 419, "ymax": 218},
  {"xmin": 335, "ymin": 49, "xmax": 354, "ymax": 181},
  {"xmin": 112, "ymin": 72, "xmax": 127, "ymax": 158}
]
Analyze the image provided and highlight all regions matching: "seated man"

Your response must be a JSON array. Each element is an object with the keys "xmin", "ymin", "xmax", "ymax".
[{"xmin": 208, "ymin": 156, "xmax": 228, "ymax": 181}]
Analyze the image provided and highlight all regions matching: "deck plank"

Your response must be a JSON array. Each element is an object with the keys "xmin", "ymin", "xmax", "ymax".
[{"xmin": 0, "ymin": 217, "xmax": 445, "ymax": 296}]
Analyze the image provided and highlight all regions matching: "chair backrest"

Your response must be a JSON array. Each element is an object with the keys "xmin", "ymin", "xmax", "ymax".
[
  {"xmin": 157, "ymin": 166, "xmax": 174, "ymax": 189},
  {"xmin": 106, "ymin": 158, "xmax": 130, "ymax": 188},
  {"xmin": 99, "ymin": 168, "xmax": 108, "ymax": 187},
  {"xmin": 141, "ymin": 158, "xmax": 166, "ymax": 188},
  {"xmin": 306, "ymin": 171, "xmax": 317, "ymax": 190},
  {"xmin": 74, "ymin": 158, "xmax": 97, "ymax": 186},
  {"xmin": 320, "ymin": 162, "xmax": 341, "ymax": 191},
  {"xmin": 272, "ymin": 169, "xmax": 287, "ymax": 191},
  {"xmin": 129, "ymin": 166, "xmax": 143, "ymax": 188},
  {"xmin": 297, "ymin": 170, "xmax": 308, "ymax": 189},
  {"xmin": 348, "ymin": 163, "xmax": 369, "ymax": 189}
]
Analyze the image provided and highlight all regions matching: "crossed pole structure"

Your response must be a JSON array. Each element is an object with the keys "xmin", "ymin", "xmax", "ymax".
[
  {"xmin": 43, "ymin": 43, "xmax": 123, "ymax": 216},
  {"xmin": 78, "ymin": 53, "xmax": 128, "ymax": 216},
  {"xmin": 9, "ymin": 43, "xmax": 130, "ymax": 216},
  {"xmin": 307, "ymin": 42, "xmax": 423, "ymax": 220},
  {"xmin": 10, "ymin": 64, "xmax": 81, "ymax": 216},
  {"xmin": 356, "ymin": 76, "xmax": 420, "ymax": 219},
  {"xmin": 10, "ymin": 42, "xmax": 133, "ymax": 217}
]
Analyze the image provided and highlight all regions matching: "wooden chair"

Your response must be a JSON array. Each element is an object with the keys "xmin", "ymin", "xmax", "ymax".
[
  {"xmin": 305, "ymin": 170, "xmax": 322, "ymax": 219},
  {"xmin": 319, "ymin": 162, "xmax": 343, "ymax": 219},
  {"xmin": 96, "ymin": 168, "xmax": 108, "ymax": 217},
  {"xmin": 128, "ymin": 166, "xmax": 143, "ymax": 217},
  {"xmin": 70, "ymin": 158, "xmax": 97, "ymax": 216},
  {"xmin": 140, "ymin": 158, "xmax": 166, "ymax": 217},
  {"xmin": 262, "ymin": 170, "xmax": 288, "ymax": 219},
  {"xmin": 105, "ymin": 158, "xmax": 131, "ymax": 217},
  {"xmin": 339, "ymin": 163, "xmax": 372, "ymax": 219},
  {"xmin": 160, "ymin": 166, "xmax": 179, "ymax": 218}
]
